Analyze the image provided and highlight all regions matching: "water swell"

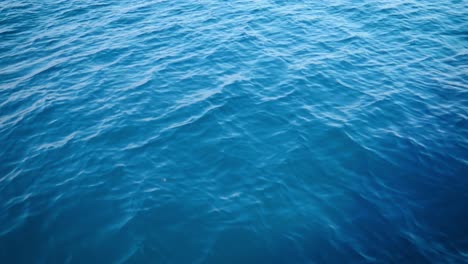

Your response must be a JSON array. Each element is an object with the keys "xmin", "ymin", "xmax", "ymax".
[{"xmin": 1, "ymin": 0, "xmax": 468, "ymax": 263}]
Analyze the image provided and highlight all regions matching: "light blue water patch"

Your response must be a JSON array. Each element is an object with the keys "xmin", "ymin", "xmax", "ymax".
[{"xmin": 1, "ymin": 0, "xmax": 467, "ymax": 263}]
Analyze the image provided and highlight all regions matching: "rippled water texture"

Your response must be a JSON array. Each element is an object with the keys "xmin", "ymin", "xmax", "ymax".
[{"xmin": 1, "ymin": 0, "xmax": 467, "ymax": 263}]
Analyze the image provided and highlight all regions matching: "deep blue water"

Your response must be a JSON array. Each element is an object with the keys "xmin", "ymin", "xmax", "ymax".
[{"xmin": 1, "ymin": 0, "xmax": 467, "ymax": 263}]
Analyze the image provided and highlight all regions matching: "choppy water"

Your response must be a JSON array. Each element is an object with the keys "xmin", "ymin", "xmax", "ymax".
[{"xmin": 1, "ymin": 0, "xmax": 467, "ymax": 263}]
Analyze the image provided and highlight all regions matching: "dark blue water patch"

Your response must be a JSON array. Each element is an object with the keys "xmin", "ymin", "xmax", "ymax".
[{"xmin": 1, "ymin": 0, "xmax": 467, "ymax": 263}]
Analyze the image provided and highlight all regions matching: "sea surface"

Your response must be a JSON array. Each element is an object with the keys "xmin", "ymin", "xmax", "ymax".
[{"xmin": 1, "ymin": 0, "xmax": 467, "ymax": 263}]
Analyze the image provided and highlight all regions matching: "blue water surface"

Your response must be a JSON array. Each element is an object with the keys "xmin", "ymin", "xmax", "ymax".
[{"xmin": 1, "ymin": 0, "xmax": 467, "ymax": 263}]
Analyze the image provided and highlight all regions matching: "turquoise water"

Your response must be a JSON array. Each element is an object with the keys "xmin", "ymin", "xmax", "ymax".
[{"xmin": 1, "ymin": 0, "xmax": 467, "ymax": 263}]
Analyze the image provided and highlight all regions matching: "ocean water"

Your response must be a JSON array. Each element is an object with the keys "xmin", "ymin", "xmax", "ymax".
[{"xmin": 1, "ymin": 0, "xmax": 467, "ymax": 263}]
